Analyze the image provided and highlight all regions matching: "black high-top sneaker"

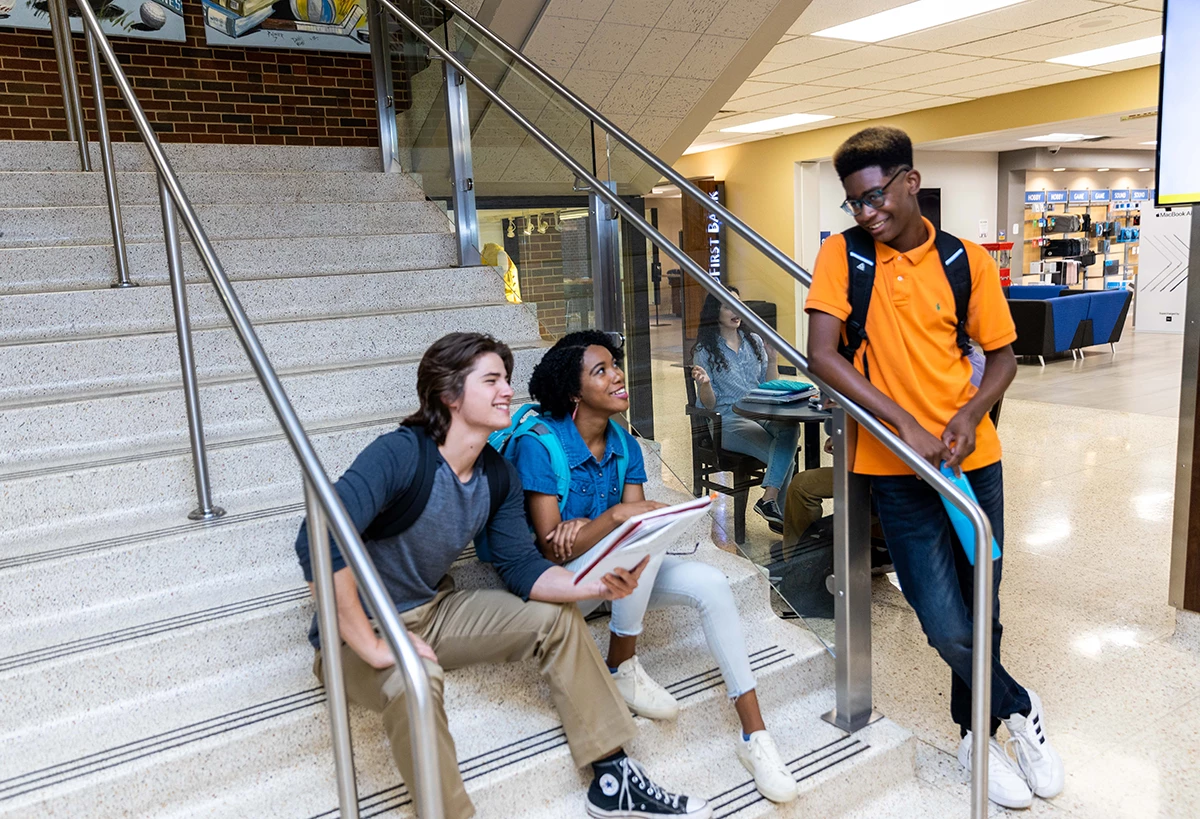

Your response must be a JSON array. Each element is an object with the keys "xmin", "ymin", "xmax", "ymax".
[{"xmin": 587, "ymin": 755, "xmax": 711, "ymax": 818}]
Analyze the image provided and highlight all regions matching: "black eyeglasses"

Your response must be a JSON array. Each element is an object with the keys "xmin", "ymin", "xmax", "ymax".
[{"xmin": 840, "ymin": 166, "xmax": 911, "ymax": 216}]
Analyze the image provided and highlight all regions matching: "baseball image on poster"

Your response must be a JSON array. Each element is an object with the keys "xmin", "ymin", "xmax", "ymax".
[
  {"xmin": 1, "ymin": 0, "xmax": 185, "ymax": 42},
  {"xmin": 202, "ymin": 0, "xmax": 369, "ymax": 54}
]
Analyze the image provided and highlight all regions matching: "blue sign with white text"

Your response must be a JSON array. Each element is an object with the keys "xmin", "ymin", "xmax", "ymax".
[
  {"xmin": 1025, "ymin": 191, "xmax": 1046, "ymax": 204},
  {"xmin": 1070, "ymin": 190, "xmax": 1090, "ymax": 203},
  {"xmin": 1131, "ymin": 189, "xmax": 1150, "ymax": 201},
  {"xmin": 1111, "ymin": 189, "xmax": 1131, "ymax": 201},
  {"xmin": 1047, "ymin": 190, "xmax": 1069, "ymax": 203},
  {"xmin": 1090, "ymin": 189, "xmax": 1110, "ymax": 202}
]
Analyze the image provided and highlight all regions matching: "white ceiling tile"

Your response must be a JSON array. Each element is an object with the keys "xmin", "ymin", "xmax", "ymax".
[
  {"xmin": 862, "ymin": 75, "xmax": 942, "ymax": 92},
  {"xmin": 1011, "ymin": 18, "xmax": 1165, "ymax": 62},
  {"xmin": 785, "ymin": 0, "xmax": 912, "ymax": 37},
  {"xmin": 803, "ymin": 87, "xmax": 892, "ymax": 105},
  {"xmin": 706, "ymin": 0, "xmax": 775, "ymax": 38},
  {"xmin": 1012, "ymin": 66, "xmax": 1108, "ymax": 86},
  {"xmin": 675, "ymin": 35, "xmax": 746, "ymax": 80},
  {"xmin": 750, "ymin": 63, "xmax": 851, "ymax": 85},
  {"xmin": 602, "ymin": 0, "xmax": 672, "ymax": 28},
  {"xmin": 1124, "ymin": 0, "xmax": 1162, "ymax": 10},
  {"xmin": 876, "ymin": 51, "xmax": 978, "ymax": 77},
  {"xmin": 933, "ymin": 58, "xmax": 1030, "ymax": 79},
  {"xmin": 522, "ymin": 16, "xmax": 596, "ymax": 71},
  {"xmin": 601, "ymin": 74, "xmax": 669, "ymax": 117},
  {"xmin": 544, "ymin": 0, "xmax": 614, "ymax": 22},
  {"xmin": 855, "ymin": 106, "xmax": 910, "ymax": 119},
  {"xmin": 721, "ymin": 84, "xmax": 846, "ymax": 112},
  {"xmin": 944, "ymin": 31, "xmax": 1063, "ymax": 59},
  {"xmin": 624, "ymin": 29, "xmax": 702, "ymax": 77},
  {"xmin": 884, "ymin": 23, "xmax": 997, "ymax": 51},
  {"xmin": 914, "ymin": 76, "xmax": 1008, "ymax": 97},
  {"xmin": 966, "ymin": 0, "xmax": 1116, "ymax": 32},
  {"xmin": 658, "ymin": 0, "xmax": 726, "ymax": 34},
  {"xmin": 729, "ymin": 80, "xmax": 790, "ymax": 100},
  {"xmin": 970, "ymin": 61, "xmax": 1083, "ymax": 84},
  {"xmin": 1095, "ymin": 52, "xmax": 1162, "ymax": 72},
  {"xmin": 859, "ymin": 90, "xmax": 945, "ymax": 108},
  {"xmin": 561, "ymin": 69, "xmax": 622, "ymax": 108},
  {"xmin": 630, "ymin": 115, "xmax": 683, "ymax": 149},
  {"xmin": 811, "ymin": 71, "xmax": 911, "ymax": 89},
  {"xmin": 804, "ymin": 44, "xmax": 925, "ymax": 71},
  {"xmin": 807, "ymin": 100, "xmax": 892, "ymax": 117},
  {"xmin": 646, "ymin": 77, "xmax": 712, "ymax": 118},
  {"xmin": 900, "ymin": 95, "xmax": 972, "ymax": 112},
  {"xmin": 1020, "ymin": 4, "xmax": 1160, "ymax": 40},
  {"xmin": 573, "ymin": 23, "xmax": 653, "ymax": 73},
  {"xmin": 765, "ymin": 36, "xmax": 863, "ymax": 65}
]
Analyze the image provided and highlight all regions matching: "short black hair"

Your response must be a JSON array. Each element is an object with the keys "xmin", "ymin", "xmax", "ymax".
[
  {"xmin": 833, "ymin": 126, "xmax": 913, "ymax": 181},
  {"xmin": 529, "ymin": 330, "xmax": 624, "ymax": 419}
]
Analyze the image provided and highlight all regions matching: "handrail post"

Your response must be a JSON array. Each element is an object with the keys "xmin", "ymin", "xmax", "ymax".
[
  {"xmin": 970, "ymin": 512, "xmax": 995, "ymax": 819},
  {"xmin": 83, "ymin": 25, "xmax": 135, "ymax": 288},
  {"xmin": 158, "ymin": 174, "xmax": 224, "ymax": 522},
  {"xmin": 306, "ymin": 480, "xmax": 361, "ymax": 819},
  {"xmin": 589, "ymin": 180, "xmax": 622, "ymax": 334},
  {"xmin": 823, "ymin": 408, "xmax": 882, "ymax": 732},
  {"xmin": 48, "ymin": 0, "xmax": 91, "ymax": 170},
  {"xmin": 443, "ymin": 40, "xmax": 481, "ymax": 266},
  {"xmin": 367, "ymin": 0, "xmax": 400, "ymax": 173}
]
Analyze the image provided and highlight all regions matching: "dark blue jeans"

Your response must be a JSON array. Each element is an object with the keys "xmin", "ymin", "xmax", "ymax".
[{"xmin": 870, "ymin": 461, "xmax": 1031, "ymax": 735}]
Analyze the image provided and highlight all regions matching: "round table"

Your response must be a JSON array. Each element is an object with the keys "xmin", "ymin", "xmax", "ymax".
[{"xmin": 732, "ymin": 399, "xmax": 831, "ymax": 471}]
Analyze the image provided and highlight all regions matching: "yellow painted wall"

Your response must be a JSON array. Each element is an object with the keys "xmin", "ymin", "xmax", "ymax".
[{"xmin": 673, "ymin": 67, "xmax": 1161, "ymax": 343}]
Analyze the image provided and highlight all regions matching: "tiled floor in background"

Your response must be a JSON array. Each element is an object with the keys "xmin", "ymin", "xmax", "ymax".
[{"xmin": 643, "ymin": 317, "xmax": 1199, "ymax": 817}]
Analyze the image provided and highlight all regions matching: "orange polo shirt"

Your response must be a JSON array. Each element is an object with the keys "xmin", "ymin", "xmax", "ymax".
[{"xmin": 806, "ymin": 219, "xmax": 1016, "ymax": 476}]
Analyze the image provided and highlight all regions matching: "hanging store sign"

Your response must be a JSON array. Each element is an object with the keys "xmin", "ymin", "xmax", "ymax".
[
  {"xmin": 1069, "ymin": 190, "xmax": 1090, "ymax": 204},
  {"xmin": 1047, "ymin": 190, "xmax": 1069, "ymax": 204},
  {"xmin": 1090, "ymin": 189, "xmax": 1111, "ymax": 202},
  {"xmin": 1112, "ymin": 189, "xmax": 1131, "ymax": 201},
  {"xmin": 1132, "ymin": 189, "xmax": 1151, "ymax": 201},
  {"xmin": 705, "ymin": 188, "xmax": 723, "ymax": 280},
  {"xmin": 1025, "ymin": 191, "xmax": 1046, "ymax": 204}
]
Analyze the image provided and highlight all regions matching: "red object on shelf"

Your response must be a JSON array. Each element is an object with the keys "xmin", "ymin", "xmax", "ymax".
[{"xmin": 983, "ymin": 242, "xmax": 1014, "ymax": 287}]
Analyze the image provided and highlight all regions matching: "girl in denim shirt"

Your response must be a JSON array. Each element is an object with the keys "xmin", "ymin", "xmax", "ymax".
[{"xmin": 509, "ymin": 331, "xmax": 798, "ymax": 805}]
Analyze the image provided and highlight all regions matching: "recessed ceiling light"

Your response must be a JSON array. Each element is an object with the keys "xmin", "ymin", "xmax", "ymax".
[
  {"xmin": 1096, "ymin": 168, "xmax": 1110, "ymax": 172},
  {"xmin": 1140, "ymin": 140, "xmax": 1157, "ymax": 146},
  {"xmin": 811, "ymin": 0, "xmax": 1028, "ymax": 43},
  {"xmin": 719, "ymin": 113, "xmax": 834, "ymax": 134},
  {"xmin": 1053, "ymin": 167, "xmax": 1066, "ymax": 172},
  {"xmin": 1138, "ymin": 168, "xmax": 1151, "ymax": 172},
  {"xmin": 1020, "ymin": 133, "xmax": 1101, "ymax": 143},
  {"xmin": 1048, "ymin": 35, "xmax": 1162, "ymax": 68}
]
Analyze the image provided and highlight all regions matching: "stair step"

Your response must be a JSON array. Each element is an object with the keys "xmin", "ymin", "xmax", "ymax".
[
  {"xmin": 0, "ymin": 302, "xmax": 540, "ymax": 406},
  {"xmin": 0, "ymin": 266, "xmax": 506, "ymax": 344},
  {"xmin": 0, "ymin": 171, "xmax": 425, "ymax": 208},
  {"xmin": 0, "ymin": 346, "xmax": 544, "ymax": 473},
  {"xmin": 0, "ymin": 201, "xmax": 450, "ymax": 248},
  {"xmin": 0, "ymin": 142, "xmax": 383, "ymax": 174},
  {"xmin": 0, "ymin": 232, "xmax": 461, "ymax": 296}
]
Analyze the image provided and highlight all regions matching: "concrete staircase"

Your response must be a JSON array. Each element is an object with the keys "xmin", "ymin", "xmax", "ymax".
[{"xmin": 0, "ymin": 141, "xmax": 917, "ymax": 818}]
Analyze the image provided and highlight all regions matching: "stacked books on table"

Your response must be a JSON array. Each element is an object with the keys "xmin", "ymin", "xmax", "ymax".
[
  {"xmin": 741, "ymin": 379, "xmax": 818, "ymax": 405},
  {"xmin": 203, "ymin": 0, "xmax": 276, "ymax": 37}
]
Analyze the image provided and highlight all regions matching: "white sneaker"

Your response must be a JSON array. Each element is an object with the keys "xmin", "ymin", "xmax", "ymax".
[
  {"xmin": 612, "ymin": 657, "xmax": 679, "ymax": 720},
  {"xmin": 1005, "ymin": 689, "xmax": 1065, "ymax": 799},
  {"xmin": 735, "ymin": 731, "xmax": 798, "ymax": 803},
  {"xmin": 957, "ymin": 732, "xmax": 1033, "ymax": 810}
]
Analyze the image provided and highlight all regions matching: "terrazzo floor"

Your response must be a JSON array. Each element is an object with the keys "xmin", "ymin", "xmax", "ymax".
[{"xmin": 641, "ymin": 316, "xmax": 1199, "ymax": 818}]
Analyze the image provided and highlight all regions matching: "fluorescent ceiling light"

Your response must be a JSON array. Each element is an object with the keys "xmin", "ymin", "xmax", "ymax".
[
  {"xmin": 1048, "ymin": 35, "xmax": 1162, "ymax": 68},
  {"xmin": 719, "ymin": 113, "xmax": 833, "ymax": 134},
  {"xmin": 1097, "ymin": 168, "xmax": 1110, "ymax": 172},
  {"xmin": 1138, "ymin": 168, "xmax": 1151, "ymax": 172},
  {"xmin": 1140, "ymin": 140, "xmax": 1157, "ymax": 146},
  {"xmin": 1019, "ymin": 133, "xmax": 1100, "ymax": 143},
  {"xmin": 812, "ymin": 0, "xmax": 1027, "ymax": 43},
  {"xmin": 1053, "ymin": 167, "xmax": 1066, "ymax": 172}
]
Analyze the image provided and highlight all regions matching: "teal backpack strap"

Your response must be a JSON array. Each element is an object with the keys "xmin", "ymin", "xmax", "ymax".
[{"xmin": 609, "ymin": 419, "xmax": 630, "ymax": 492}]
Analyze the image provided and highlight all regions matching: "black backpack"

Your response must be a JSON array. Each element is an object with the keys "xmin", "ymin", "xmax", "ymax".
[
  {"xmin": 361, "ymin": 425, "xmax": 510, "ymax": 545},
  {"xmin": 837, "ymin": 225, "xmax": 974, "ymax": 378}
]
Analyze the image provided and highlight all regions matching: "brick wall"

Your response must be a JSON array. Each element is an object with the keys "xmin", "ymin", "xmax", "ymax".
[
  {"xmin": 0, "ymin": 7, "xmax": 408, "ymax": 145},
  {"xmin": 511, "ymin": 218, "xmax": 565, "ymax": 339}
]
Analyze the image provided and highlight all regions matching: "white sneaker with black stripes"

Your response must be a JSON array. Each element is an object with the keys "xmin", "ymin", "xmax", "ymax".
[
  {"xmin": 586, "ymin": 755, "xmax": 711, "ymax": 818},
  {"xmin": 1005, "ymin": 689, "xmax": 1065, "ymax": 799}
]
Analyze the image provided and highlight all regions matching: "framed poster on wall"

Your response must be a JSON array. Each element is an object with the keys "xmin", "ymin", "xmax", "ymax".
[
  {"xmin": 1136, "ymin": 206, "xmax": 1191, "ymax": 333},
  {"xmin": 202, "ymin": 0, "xmax": 369, "ymax": 53},
  {"xmin": 1, "ymin": 0, "xmax": 186, "ymax": 42}
]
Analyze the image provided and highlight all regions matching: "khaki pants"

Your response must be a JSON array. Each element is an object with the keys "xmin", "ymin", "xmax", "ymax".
[
  {"xmin": 314, "ymin": 579, "xmax": 637, "ymax": 819},
  {"xmin": 783, "ymin": 467, "xmax": 833, "ymax": 549}
]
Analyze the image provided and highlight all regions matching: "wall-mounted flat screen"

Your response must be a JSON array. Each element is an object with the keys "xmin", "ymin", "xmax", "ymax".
[{"xmin": 1157, "ymin": 0, "xmax": 1200, "ymax": 206}]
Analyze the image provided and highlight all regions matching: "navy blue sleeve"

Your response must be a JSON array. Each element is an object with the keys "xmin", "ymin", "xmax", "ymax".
[
  {"xmin": 294, "ymin": 428, "xmax": 418, "ymax": 583},
  {"xmin": 485, "ymin": 460, "xmax": 558, "ymax": 599},
  {"xmin": 622, "ymin": 429, "xmax": 647, "ymax": 485}
]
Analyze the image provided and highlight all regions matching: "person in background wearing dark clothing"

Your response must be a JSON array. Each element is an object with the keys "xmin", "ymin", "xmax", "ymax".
[{"xmin": 294, "ymin": 332, "xmax": 711, "ymax": 819}]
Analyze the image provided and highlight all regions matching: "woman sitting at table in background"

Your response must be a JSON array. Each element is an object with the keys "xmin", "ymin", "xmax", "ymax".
[
  {"xmin": 509, "ymin": 331, "xmax": 799, "ymax": 804},
  {"xmin": 690, "ymin": 289, "xmax": 800, "ymax": 528}
]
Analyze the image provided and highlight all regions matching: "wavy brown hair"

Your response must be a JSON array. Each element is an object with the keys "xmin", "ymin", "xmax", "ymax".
[{"xmin": 403, "ymin": 332, "xmax": 514, "ymax": 444}]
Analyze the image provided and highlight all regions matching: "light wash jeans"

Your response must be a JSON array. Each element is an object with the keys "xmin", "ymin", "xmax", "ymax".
[
  {"xmin": 567, "ymin": 551, "xmax": 757, "ymax": 698},
  {"xmin": 720, "ymin": 415, "xmax": 801, "ymax": 491}
]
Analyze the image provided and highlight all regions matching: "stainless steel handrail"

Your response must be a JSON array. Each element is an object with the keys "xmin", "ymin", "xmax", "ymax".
[
  {"xmin": 416, "ymin": 0, "xmax": 814, "ymax": 289},
  {"xmin": 57, "ymin": 5, "xmax": 444, "ymax": 818},
  {"xmin": 379, "ymin": 5, "xmax": 994, "ymax": 815}
]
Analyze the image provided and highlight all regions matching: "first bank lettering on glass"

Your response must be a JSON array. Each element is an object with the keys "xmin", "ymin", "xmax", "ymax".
[{"xmin": 706, "ymin": 190, "xmax": 722, "ymax": 279}]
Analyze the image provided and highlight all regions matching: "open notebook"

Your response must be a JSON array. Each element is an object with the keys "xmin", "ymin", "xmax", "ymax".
[{"xmin": 572, "ymin": 494, "xmax": 714, "ymax": 586}]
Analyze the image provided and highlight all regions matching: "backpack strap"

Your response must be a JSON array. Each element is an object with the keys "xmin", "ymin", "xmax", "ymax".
[
  {"xmin": 838, "ymin": 226, "xmax": 877, "ymax": 372},
  {"xmin": 362, "ymin": 426, "xmax": 437, "ymax": 542},
  {"xmin": 932, "ymin": 230, "xmax": 973, "ymax": 357},
  {"xmin": 473, "ymin": 444, "xmax": 511, "ymax": 563}
]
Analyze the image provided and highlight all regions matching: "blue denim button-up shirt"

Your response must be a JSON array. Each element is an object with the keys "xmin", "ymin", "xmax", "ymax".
[{"xmin": 510, "ymin": 414, "xmax": 647, "ymax": 521}]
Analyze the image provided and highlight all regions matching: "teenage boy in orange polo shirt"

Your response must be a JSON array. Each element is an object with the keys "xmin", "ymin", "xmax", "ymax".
[{"xmin": 806, "ymin": 127, "xmax": 1064, "ymax": 811}]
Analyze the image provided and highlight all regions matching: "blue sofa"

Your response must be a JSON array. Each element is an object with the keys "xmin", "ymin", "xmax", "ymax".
[{"xmin": 1004, "ymin": 285, "xmax": 1132, "ymax": 362}]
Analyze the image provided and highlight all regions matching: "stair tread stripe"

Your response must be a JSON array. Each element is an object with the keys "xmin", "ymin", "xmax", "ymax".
[{"xmin": 712, "ymin": 742, "xmax": 871, "ymax": 819}]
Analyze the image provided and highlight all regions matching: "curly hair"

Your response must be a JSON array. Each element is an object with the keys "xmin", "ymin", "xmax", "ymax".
[
  {"xmin": 694, "ymin": 286, "xmax": 762, "ymax": 374},
  {"xmin": 833, "ymin": 126, "xmax": 913, "ymax": 181},
  {"xmin": 528, "ymin": 330, "xmax": 624, "ymax": 419},
  {"xmin": 402, "ymin": 332, "xmax": 514, "ymax": 444}
]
